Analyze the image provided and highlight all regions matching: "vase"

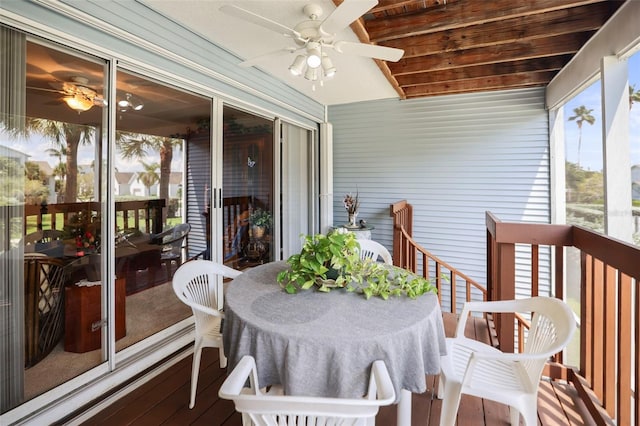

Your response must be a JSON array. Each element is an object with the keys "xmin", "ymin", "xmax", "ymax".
[
  {"xmin": 252, "ymin": 225, "xmax": 266, "ymax": 239},
  {"xmin": 348, "ymin": 212, "xmax": 358, "ymax": 227}
]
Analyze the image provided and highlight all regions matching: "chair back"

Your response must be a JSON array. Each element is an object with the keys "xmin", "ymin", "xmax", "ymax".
[
  {"xmin": 165, "ymin": 223, "xmax": 191, "ymax": 255},
  {"xmin": 40, "ymin": 229, "xmax": 63, "ymax": 242},
  {"xmin": 520, "ymin": 297, "xmax": 576, "ymax": 381},
  {"xmin": 219, "ymin": 355, "xmax": 395, "ymax": 426},
  {"xmin": 25, "ymin": 229, "xmax": 64, "ymax": 257},
  {"xmin": 24, "ymin": 255, "xmax": 66, "ymax": 367},
  {"xmin": 458, "ymin": 296, "xmax": 576, "ymax": 385},
  {"xmin": 172, "ymin": 259, "xmax": 241, "ymax": 317},
  {"xmin": 357, "ymin": 239, "xmax": 393, "ymax": 264}
]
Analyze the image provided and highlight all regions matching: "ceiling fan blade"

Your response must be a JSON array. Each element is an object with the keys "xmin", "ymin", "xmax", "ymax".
[
  {"xmin": 27, "ymin": 86, "xmax": 64, "ymax": 94},
  {"xmin": 93, "ymin": 96, "xmax": 108, "ymax": 107},
  {"xmin": 320, "ymin": 0, "xmax": 378, "ymax": 35},
  {"xmin": 220, "ymin": 4, "xmax": 301, "ymax": 39},
  {"xmin": 334, "ymin": 41, "xmax": 404, "ymax": 62},
  {"xmin": 239, "ymin": 47, "xmax": 299, "ymax": 68}
]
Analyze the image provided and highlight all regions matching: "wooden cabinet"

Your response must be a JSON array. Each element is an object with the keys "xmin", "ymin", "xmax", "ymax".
[{"xmin": 64, "ymin": 277, "xmax": 126, "ymax": 353}]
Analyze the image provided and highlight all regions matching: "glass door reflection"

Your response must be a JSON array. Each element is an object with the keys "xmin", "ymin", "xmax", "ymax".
[
  {"xmin": 1, "ymin": 33, "xmax": 108, "ymax": 411},
  {"xmin": 114, "ymin": 70, "xmax": 211, "ymax": 352},
  {"xmin": 222, "ymin": 106, "xmax": 274, "ymax": 270}
]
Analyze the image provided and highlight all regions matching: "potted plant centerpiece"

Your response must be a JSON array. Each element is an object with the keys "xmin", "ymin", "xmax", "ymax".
[
  {"xmin": 277, "ymin": 230, "xmax": 361, "ymax": 293},
  {"xmin": 249, "ymin": 208, "xmax": 272, "ymax": 239},
  {"xmin": 277, "ymin": 229, "xmax": 438, "ymax": 299}
]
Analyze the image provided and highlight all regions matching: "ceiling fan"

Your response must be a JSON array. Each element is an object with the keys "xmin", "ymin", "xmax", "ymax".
[
  {"xmin": 220, "ymin": 0, "xmax": 403, "ymax": 84},
  {"xmin": 28, "ymin": 76, "xmax": 107, "ymax": 113}
]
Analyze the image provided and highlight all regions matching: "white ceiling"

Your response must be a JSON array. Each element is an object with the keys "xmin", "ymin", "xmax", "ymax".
[{"xmin": 142, "ymin": 0, "xmax": 401, "ymax": 106}]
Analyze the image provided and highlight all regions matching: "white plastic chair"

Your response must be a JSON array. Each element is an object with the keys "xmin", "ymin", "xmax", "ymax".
[
  {"xmin": 172, "ymin": 259, "xmax": 242, "ymax": 409},
  {"xmin": 219, "ymin": 355, "xmax": 396, "ymax": 426},
  {"xmin": 357, "ymin": 239, "xmax": 393, "ymax": 264},
  {"xmin": 438, "ymin": 296, "xmax": 577, "ymax": 426}
]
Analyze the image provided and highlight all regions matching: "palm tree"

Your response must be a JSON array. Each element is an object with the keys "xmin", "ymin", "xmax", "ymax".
[
  {"xmin": 28, "ymin": 118, "xmax": 94, "ymax": 203},
  {"xmin": 137, "ymin": 161, "xmax": 160, "ymax": 196},
  {"xmin": 46, "ymin": 145, "xmax": 67, "ymax": 164},
  {"xmin": 630, "ymin": 84, "xmax": 640, "ymax": 110},
  {"xmin": 46, "ymin": 145, "xmax": 68, "ymax": 198},
  {"xmin": 567, "ymin": 105, "xmax": 595, "ymax": 168},
  {"xmin": 158, "ymin": 137, "xmax": 179, "ymax": 206},
  {"xmin": 117, "ymin": 132, "xmax": 182, "ymax": 220}
]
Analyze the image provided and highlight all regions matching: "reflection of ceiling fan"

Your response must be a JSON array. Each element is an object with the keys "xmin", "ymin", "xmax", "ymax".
[
  {"xmin": 28, "ymin": 76, "xmax": 107, "ymax": 113},
  {"xmin": 220, "ymin": 0, "xmax": 403, "ymax": 84}
]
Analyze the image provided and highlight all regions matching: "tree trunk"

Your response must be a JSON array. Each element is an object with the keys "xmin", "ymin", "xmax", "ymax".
[
  {"xmin": 64, "ymin": 126, "xmax": 82, "ymax": 203},
  {"xmin": 159, "ymin": 140, "xmax": 173, "ymax": 224}
]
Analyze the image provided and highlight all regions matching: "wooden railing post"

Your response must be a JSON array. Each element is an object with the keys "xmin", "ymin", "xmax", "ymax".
[
  {"xmin": 389, "ymin": 200, "xmax": 412, "ymax": 236},
  {"xmin": 145, "ymin": 199, "xmax": 165, "ymax": 234},
  {"xmin": 390, "ymin": 200, "xmax": 413, "ymax": 268},
  {"xmin": 392, "ymin": 225, "xmax": 402, "ymax": 267},
  {"xmin": 496, "ymin": 241, "xmax": 516, "ymax": 353},
  {"xmin": 389, "ymin": 205, "xmax": 486, "ymax": 313}
]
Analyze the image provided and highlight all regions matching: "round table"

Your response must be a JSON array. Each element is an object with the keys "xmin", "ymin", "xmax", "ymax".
[{"xmin": 223, "ymin": 261, "xmax": 446, "ymax": 424}]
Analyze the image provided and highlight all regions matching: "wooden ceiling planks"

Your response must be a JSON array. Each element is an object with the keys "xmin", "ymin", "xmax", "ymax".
[{"xmin": 338, "ymin": 0, "xmax": 626, "ymax": 99}]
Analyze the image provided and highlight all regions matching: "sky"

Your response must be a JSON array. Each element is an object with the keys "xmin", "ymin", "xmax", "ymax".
[{"xmin": 564, "ymin": 52, "xmax": 640, "ymax": 172}]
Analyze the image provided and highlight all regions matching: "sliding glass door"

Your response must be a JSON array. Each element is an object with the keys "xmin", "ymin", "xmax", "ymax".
[
  {"xmin": 0, "ymin": 25, "xmax": 214, "ymax": 413},
  {"xmin": 114, "ymin": 70, "xmax": 211, "ymax": 352},
  {"xmin": 218, "ymin": 105, "xmax": 317, "ymax": 270},
  {"xmin": 221, "ymin": 106, "xmax": 274, "ymax": 270},
  {"xmin": 0, "ymin": 22, "xmax": 318, "ymax": 418},
  {"xmin": 281, "ymin": 121, "xmax": 316, "ymax": 256},
  {"xmin": 1, "ymin": 30, "xmax": 108, "ymax": 411}
]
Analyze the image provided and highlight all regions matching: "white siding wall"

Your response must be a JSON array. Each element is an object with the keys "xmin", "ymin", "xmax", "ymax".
[{"xmin": 328, "ymin": 88, "xmax": 550, "ymax": 298}]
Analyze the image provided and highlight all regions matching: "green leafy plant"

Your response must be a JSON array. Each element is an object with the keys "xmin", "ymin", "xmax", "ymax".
[
  {"xmin": 277, "ymin": 230, "xmax": 438, "ymax": 299},
  {"xmin": 277, "ymin": 231, "xmax": 361, "ymax": 293},
  {"xmin": 349, "ymin": 259, "xmax": 437, "ymax": 300},
  {"xmin": 249, "ymin": 208, "xmax": 272, "ymax": 229}
]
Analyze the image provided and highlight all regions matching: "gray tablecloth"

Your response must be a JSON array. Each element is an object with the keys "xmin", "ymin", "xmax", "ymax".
[{"xmin": 223, "ymin": 261, "xmax": 446, "ymax": 402}]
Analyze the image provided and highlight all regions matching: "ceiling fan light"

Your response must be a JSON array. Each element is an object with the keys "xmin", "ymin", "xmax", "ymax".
[
  {"xmin": 321, "ymin": 56, "xmax": 336, "ymax": 78},
  {"xmin": 64, "ymin": 94, "xmax": 93, "ymax": 112},
  {"xmin": 306, "ymin": 48, "xmax": 321, "ymax": 68},
  {"xmin": 129, "ymin": 94, "xmax": 144, "ymax": 110},
  {"xmin": 304, "ymin": 66, "xmax": 318, "ymax": 81},
  {"xmin": 118, "ymin": 93, "xmax": 145, "ymax": 111},
  {"xmin": 289, "ymin": 55, "xmax": 306, "ymax": 76}
]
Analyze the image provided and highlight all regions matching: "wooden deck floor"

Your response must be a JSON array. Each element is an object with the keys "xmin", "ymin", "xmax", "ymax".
[{"xmin": 76, "ymin": 314, "xmax": 596, "ymax": 426}]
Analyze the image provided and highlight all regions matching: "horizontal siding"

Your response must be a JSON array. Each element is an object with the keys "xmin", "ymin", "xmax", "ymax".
[
  {"xmin": 328, "ymin": 88, "xmax": 551, "ymax": 294},
  {"xmin": 186, "ymin": 136, "xmax": 209, "ymax": 259}
]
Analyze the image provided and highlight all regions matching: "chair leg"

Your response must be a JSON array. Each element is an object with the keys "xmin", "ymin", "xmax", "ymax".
[
  {"xmin": 164, "ymin": 260, "xmax": 173, "ymax": 280},
  {"xmin": 437, "ymin": 374, "xmax": 444, "ymax": 399},
  {"xmin": 189, "ymin": 340, "xmax": 203, "ymax": 409},
  {"xmin": 219, "ymin": 345, "xmax": 227, "ymax": 369},
  {"xmin": 509, "ymin": 406, "xmax": 520, "ymax": 426},
  {"xmin": 438, "ymin": 381, "xmax": 462, "ymax": 426},
  {"xmin": 518, "ymin": 398, "xmax": 538, "ymax": 426}
]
